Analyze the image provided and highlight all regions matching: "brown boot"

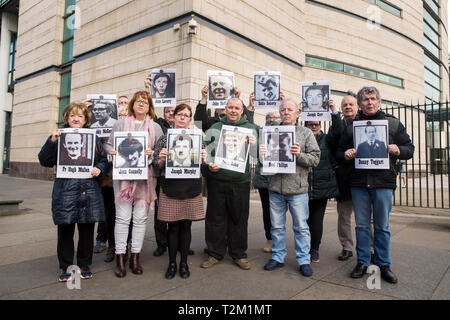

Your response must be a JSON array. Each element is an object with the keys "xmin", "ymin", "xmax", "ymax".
[
  {"xmin": 114, "ymin": 254, "xmax": 127, "ymax": 278},
  {"xmin": 130, "ymin": 253, "xmax": 143, "ymax": 275}
]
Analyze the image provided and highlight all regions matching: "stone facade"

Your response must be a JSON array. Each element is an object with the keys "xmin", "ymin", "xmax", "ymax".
[{"xmin": 8, "ymin": 0, "xmax": 449, "ymax": 179}]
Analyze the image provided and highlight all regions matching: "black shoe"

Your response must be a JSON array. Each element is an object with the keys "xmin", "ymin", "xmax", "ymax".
[
  {"xmin": 338, "ymin": 250, "xmax": 353, "ymax": 261},
  {"xmin": 165, "ymin": 262, "xmax": 177, "ymax": 280},
  {"xmin": 188, "ymin": 249, "xmax": 195, "ymax": 255},
  {"xmin": 350, "ymin": 263, "xmax": 368, "ymax": 278},
  {"xmin": 380, "ymin": 266, "xmax": 398, "ymax": 284},
  {"xmin": 179, "ymin": 262, "xmax": 190, "ymax": 279},
  {"xmin": 264, "ymin": 259, "xmax": 284, "ymax": 271},
  {"xmin": 104, "ymin": 247, "xmax": 115, "ymax": 263},
  {"xmin": 153, "ymin": 246, "xmax": 166, "ymax": 257}
]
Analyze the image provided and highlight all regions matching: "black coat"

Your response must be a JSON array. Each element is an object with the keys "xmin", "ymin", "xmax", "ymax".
[
  {"xmin": 336, "ymin": 110, "xmax": 414, "ymax": 190},
  {"xmin": 327, "ymin": 112, "xmax": 352, "ymax": 201},
  {"xmin": 38, "ymin": 136, "xmax": 109, "ymax": 225},
  {"xmin": 308, "ymin": 132, "xmax": 339, "ymax": 200}
]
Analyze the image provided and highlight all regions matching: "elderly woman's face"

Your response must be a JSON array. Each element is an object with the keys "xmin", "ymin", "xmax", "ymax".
[{"xmin": 68, "ymin": 109, "xmax": 86, "ymax": 128}]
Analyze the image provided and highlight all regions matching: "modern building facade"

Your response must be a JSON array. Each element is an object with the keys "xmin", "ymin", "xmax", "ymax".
[{"xmin": 2, "ymin": 0, "xmax": 448, "ymax": 179}]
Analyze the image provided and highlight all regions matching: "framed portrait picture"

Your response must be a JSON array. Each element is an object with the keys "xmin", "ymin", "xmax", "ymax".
[
  {"xmin": 214, "ymin": 125, "xmax": 252, "ymax": 173},
  {"xmin": 87, "ymin": 94, "xmax": 118, "ymax": 138},
  {"xmin": 113, "ymin": 132, "xmax": 148, "ymax": 180},
  {"xmin": 254, "ymin": 71, "xmax": 281, "ymax": 109},
  {"xmin": 165, "ymin": 128, "xmax": 202, "ymax": 179},
  {"xmin": 262, "ymin": 125, "xmax": 296, "ymax": 174},
  {"xmin": 207, "ymin": 70, "xmax": 235, "ymax": 109},
  {"xmin": 300, "ymin": 80, "xmax": 331, "ymax": 122},
  {"xmin": 353, "ymin": 120, "xmax": 389, "ymax": 169},
  {"xmin": 149, "ymin": 69, "xmax": 176, "ymax": 107},
  {"xmin": 57, "ymin": 128, "xmax": 96, "ymax": 179}
]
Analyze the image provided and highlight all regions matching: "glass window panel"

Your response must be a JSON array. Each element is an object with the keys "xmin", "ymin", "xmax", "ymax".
[
  {"xmin": 62, "ymin": 39, "xmax": 74, "ymax": 63},
  {"xmin": 423, "ymin": 22, "xmax": 440, "ymax": 46},
  {"xmin": 344, "ymin": 64, "xmax": 377, "ymax": 80},
  {"xmin": 8, "ymin": 54, "xmax": 13, "ymax": 72},
  {"xmin": 424, "ymin": 54, "xmax": 440, "ymax": 75},
  {"xmin": 425, "ymin": 82, "xmax": 441, "ymax": 101},
  {"xmin": 58, "ymin": 97, "xmax": 71, "ymax": 126},
  {"xmin": 424, "ymin": 0, "xmax": 439, "ymax": 16},
  {"xmin": 424, "ymin": 37, "xmax": 440, "ymax": 58},
  {"xmin": 377, "ymin": 73, "xmax": 403, "ymax": 87},
  {"xmin": 63, "ymin": 15, "xmax": 75, "ymax": 40},
  {"xmin": 305, "ymin": 56, "xmax": 325, "ymax": 68},
  {"xmin": 60, "ymin": 72, "xmax": 72, "ymax": 97},
  {"xmin": 423, "ymin": 9, "xmax": 439, "ymax": 33},
  {"xmin": 324, "ymin": 60, "xmax": 344, "ymax": 72},
  {"xmin": 424, "ymin": 68, "xmax": 440, "ymax": 89},
  {"xmin": 376, "ymin": 0, "xmax": 401, "ymax": 16}
]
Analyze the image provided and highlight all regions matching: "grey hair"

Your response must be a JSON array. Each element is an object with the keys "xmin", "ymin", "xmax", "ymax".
[
  {"xmin": 265, "ymin": 111, "xmax": 280, "ymax": 121},
  {"xmin": 357, "ymin": 87, "xmax": 380, "ymax": 106},
  {"xmin": 226, "ymin": 97, "xmax": 243, "ymax": 108},
  {"xmin": 280, "ymin": 98, "xmax": 300, "ymax": 112}
]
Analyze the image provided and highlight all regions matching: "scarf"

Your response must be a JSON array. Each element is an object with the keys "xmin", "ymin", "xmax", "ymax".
[{"xmin": 117, "ymin": 116, "xmax": 157, "ymax": 209}]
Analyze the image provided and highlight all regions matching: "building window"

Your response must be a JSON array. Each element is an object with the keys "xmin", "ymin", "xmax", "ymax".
[
  {"xmin": 367, "ymin": 0, "xmax": 402, "ymax": 17},
  {"xmin": 58, "ymin": 71, "xmax": 72, "ymax": 126},
  {"xmin": 305, "ymin": 56, "xmax": 404, "ymax": 87},
  {"xmin": 62, "ymin": 0, "xmax": 76, "ymax": 64},
  {"xmin": 7, "ymin": 32, "xmax": 17, "ymax": 92},
  {"xmin": 423, "ymin": 0, "xmax": 441, "ymax": 103}
]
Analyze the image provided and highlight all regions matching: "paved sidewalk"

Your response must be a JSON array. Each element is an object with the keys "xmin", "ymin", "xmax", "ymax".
[{"xmin": 0, "ymin": 174, "xmax": 449, "ymax": 300}]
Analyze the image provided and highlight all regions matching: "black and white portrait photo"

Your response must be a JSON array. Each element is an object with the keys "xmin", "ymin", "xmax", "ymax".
[
  {"xmin": 87, "ymin": 94, "xmax": 118, "ymax": 137},
  {"xmin": 207, "ymin": 71, "xmax": 235, "ymax": 109},
  {"xmin": 214, "ymin": 125, "xmax": 252, "ymax": 173},
  {"xmin": 354, "ymin": 120, "xmax": 389, "ymax": 169},
  {"xmin": 149, "ymin": 69, "xmax": 176, "ymax": 107},
  {"xmin": 57, "ymin": 128, "xmax": 95, "ymax": 179},
  {"xmin": 262, "ymin": 126, "xmax": 296, "ymax": 174},
  {"xmin": 113, "ymin": 132, "xmax": 148, "ymax": 180},
  {"xmin": 165, "ymin": 129, "xmax": 202, "ymax": 179},
  {"xmin": 254, "ymin": 71, "xmax": 281, "ymax": 109},
  {"xmin": 300, "ymin": 80, "xmax": 331, "ymax": 122}
]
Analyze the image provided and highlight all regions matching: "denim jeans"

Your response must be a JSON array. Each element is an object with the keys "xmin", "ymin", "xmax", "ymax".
[
  {"xmin": 351, "ymin": 187, "xmax": 393, "ymax": 267},
  {"xmin": 269, "ymin": 192, "xmax": 310, "ymax": 266}
]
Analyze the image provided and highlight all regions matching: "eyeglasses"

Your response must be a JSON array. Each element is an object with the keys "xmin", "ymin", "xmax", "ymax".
[
  {"xmin": 307, "ymin": 123, "xmax": 321, "ymax": 127},
  {"xmin": 135, "ymin": 100, "xmax": 149, "ymax": 105},
  {"xmin": 175, "ymin": 113, "xmax": 191, "ymax": 119}
]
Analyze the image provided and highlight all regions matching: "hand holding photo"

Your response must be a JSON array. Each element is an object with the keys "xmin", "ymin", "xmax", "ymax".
[
  {"xmin": 214, "ymin": 125, "xmax": 252, "ymax": 173},
  {"xmin": 262, "ymin": 126, "xmax": 296, "ymax": 174},
  {"xmin": 354, "ymin": 120, "xmax": 389, "ymax": 169},
  {"xmin": 300, "ymin": 80, "xmax": 331, "ymax": 121},
  {"xmin": 87, "ymin": 94, "xmax": 118, "ymax": 137},
  {"xmin": 149, "ymin": 69, "xmax": 176, "ymax": 107},
  {"xmin": 207, "ymin": 71, "xmax": 235, "ymax": 109},
  {"xmin": 113, "ymin": 132, "xmax": 148, "ymax": 180}
]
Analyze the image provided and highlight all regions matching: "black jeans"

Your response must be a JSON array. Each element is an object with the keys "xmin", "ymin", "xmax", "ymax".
[
  {"xmin": 205, "ymin": 179, "xmax": 250, "ymax": 260},
  {"xmin": 257, "ymin": 188, "xmax": 272, "ymax": 240},
  {"xmin": 57, "ymin": 223, "xmax": 95, "ymax": 271},
  {"xmin": 96, "ymin": 186, "xmax": 114, "ymax": 245},
  {"xmin": 307, "ymin": 199, "xmax": 328, "ymax": 251}
]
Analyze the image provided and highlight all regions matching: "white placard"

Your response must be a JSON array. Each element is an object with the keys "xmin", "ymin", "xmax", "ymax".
[
  {"xmin": 149, "ymin": 69, "xmax": 176, "ymax": 107},
  {"xmin": 57, "ymin": 128, "xmax": 96, "ymax": 179},
  {"xmin": 300, "ymin": 80, "xmax": 331, "ymax": 121},
  {"xmin": 214, "ymin": 125, "xmax": 252, "ymax": 173},
  {"xmin": 87, "ymin": 94, "xmax": 118, "ymax": 138},
  {"xmin": 254, "ymin": 71, "xmax": 281, "ymax": 109},
  {"xmin": 262, "ymin": 125, "xmax": 296, "ymax": 174},
  {"xmin": 113, "ymin": 132, "xmax": 148, "ymax": 180},
  {"xmin": 207, "ymin": 70, "xmax": 235, "ymax": 109},
  {"xmin": 354, "ymin": 120, "xmax": 389, "ymax": 169},
  {"xmin": 165, "ymin": 128, "xmax": 202, "ymax": 179}
]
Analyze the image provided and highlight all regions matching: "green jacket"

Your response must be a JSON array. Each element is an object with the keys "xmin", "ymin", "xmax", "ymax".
[{"xmin": 204, "ymin": 115, "xmax": 259, "ymax": 183}]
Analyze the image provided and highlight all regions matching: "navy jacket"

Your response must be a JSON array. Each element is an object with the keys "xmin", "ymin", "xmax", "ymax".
[{"xmin": 38, "ymin": 135, "xmax": 109, "ymax": 225}]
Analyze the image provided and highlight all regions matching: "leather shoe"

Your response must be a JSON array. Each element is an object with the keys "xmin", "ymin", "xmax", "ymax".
[
  {"xmin": 188, "ymin": 249, "xmax": 195, "ymax": 255},
  {"xmin": 338, "ymin": 250, "xmax": 353, "ymax": 261},
  {"xmin": 380, "ymin": 266, "xmax": 398, "ymax": 284},
  {"xmin": 179, "ymin": 262, "xmax": 190, "ymax": 279},
  {"xmin": 114, "ymin": 254, "xmax": 126, "ymax": 278},
  {"xmin": 153, "ymin": 246, "xmax": 166, "ymax": 257},
  {"xmin": 165, "ymin": 262, "xmax": 177, "ymax": 280},
  {"xmin": 264, "ymin": 259, "xmax": 284, "ymax": 271},
  {"xmin": 350, "ymin": 263, "xmax": 368, "ymax": 278},
  {"xmin": 129, "ymin": 253, "xmax": 143, "ymax": 275}
]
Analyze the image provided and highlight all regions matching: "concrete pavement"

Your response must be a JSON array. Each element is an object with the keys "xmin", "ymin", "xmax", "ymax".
[{"xmin": 0, "ymin": 174, "xmax": 449, "ymax": 300}]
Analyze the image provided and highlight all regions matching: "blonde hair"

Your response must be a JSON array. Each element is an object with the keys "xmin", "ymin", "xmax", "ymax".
[{"xmin": 62, "ymin": 102, "xmax": 91, "ymax": 127}]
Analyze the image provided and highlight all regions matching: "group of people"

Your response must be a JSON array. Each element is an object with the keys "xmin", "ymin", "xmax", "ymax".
[{"xmin": 39, "ymin": 79, "xmax": 413, "ymax": 286}]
